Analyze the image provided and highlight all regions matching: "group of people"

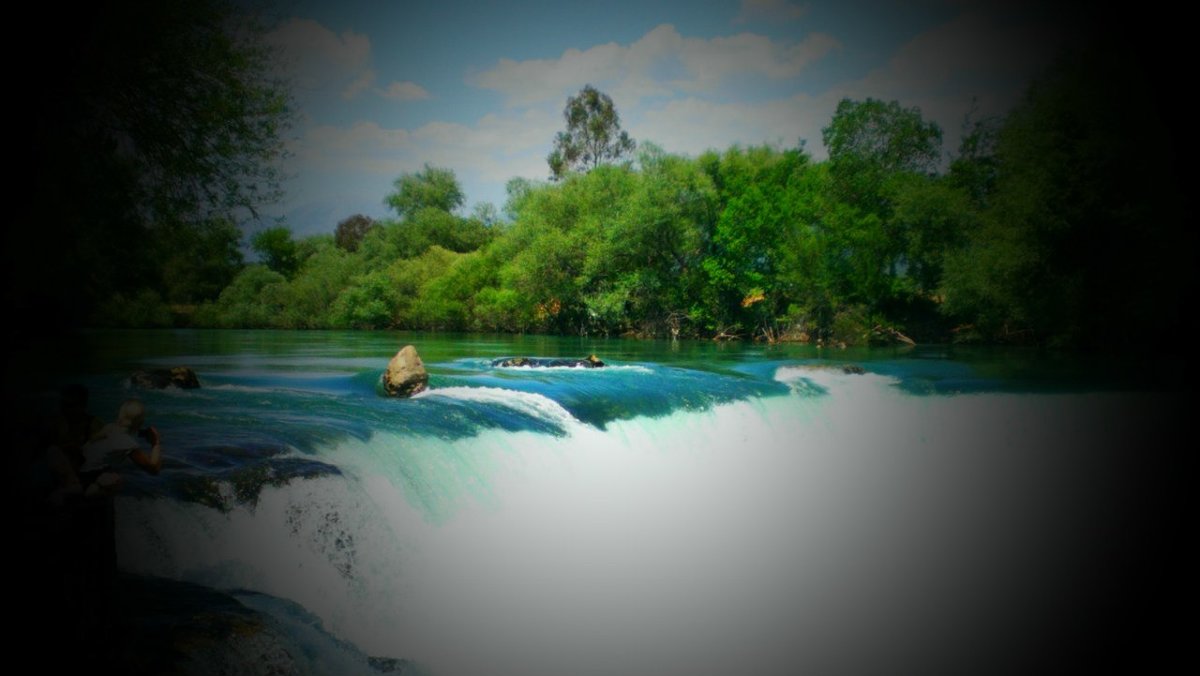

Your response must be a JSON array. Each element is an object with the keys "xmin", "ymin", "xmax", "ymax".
[{"xmin": 20, "ymin": 384, "xmax": 166, "ymax": 665}]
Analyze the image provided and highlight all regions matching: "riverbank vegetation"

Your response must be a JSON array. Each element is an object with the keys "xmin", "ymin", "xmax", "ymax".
[{"xmin": 20, "ymin": 4, "xmax": 1183, "ymax": 349}]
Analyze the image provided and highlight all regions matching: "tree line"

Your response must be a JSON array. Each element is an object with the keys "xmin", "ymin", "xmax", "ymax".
[
  {"xmin": 187, "ymin": 48, "xmax": 1184, "ymax": 348},
  {"xmin": 17, "ymin": 2, "xmax": 1185, "ymax": 349}
]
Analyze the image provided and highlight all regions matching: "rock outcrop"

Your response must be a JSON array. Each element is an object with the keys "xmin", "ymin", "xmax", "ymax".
[
  {"xmin": 382, "ymin": 345, "xmax": 429, "ymax": 397},
  {"xmin": 131, "ymin": 366, "xmax": 201, "ymax": 389},
  {"xmin": 104, "ymin": 574, "xmax": 414, "ymax": 675},
  {"xmin": 492, "ymin": 355, "xmax": 605, "ymax": 368}
]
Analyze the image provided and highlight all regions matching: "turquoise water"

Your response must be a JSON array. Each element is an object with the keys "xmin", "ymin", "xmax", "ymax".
[{"xmin": 21, "ymin": 330, "xmax": 1185, "ymax": 674}]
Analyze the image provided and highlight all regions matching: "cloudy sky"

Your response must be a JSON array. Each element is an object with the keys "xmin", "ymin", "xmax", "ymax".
[{"xmin": 257, "ymin": 0, "xmax": 1073, "ymax": 236}]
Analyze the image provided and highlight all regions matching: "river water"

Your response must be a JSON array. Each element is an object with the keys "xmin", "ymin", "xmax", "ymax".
[{"xmin": 16, "ymin": 330, "xmax": 1189, "ymax": 674}]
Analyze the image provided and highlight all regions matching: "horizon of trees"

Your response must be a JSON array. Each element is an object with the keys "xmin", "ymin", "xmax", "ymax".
[{"xmin": 33, "ymin": 15, "xmax": 1184, "ymax": 350}]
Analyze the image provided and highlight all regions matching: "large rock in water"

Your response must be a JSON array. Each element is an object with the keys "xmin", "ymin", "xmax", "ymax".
[
  {"xmin": 131, "ymin": 366, "xmax": 201, "ymax": 389},
  {"xmin": 382, "ymin": 345, "xmax": 428, "ymax": 397},
  {"xmin": 492, "ymin": 355, "xmax": 605, "ymax": 368}
]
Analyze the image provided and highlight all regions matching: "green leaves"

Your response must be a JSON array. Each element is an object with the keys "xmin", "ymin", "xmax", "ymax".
[
  {"xmin": 250, "ymin": 227, "xmax": 300, "ymax": 278},
  {"xmin": 822, "ymin": 98, "xmax": 942, "ymax": 213},
  {"xmin": 386, "ymin": 165, "xmax": 466, "ymax": 218},
  {"xmin": 185, "ymin": 49, "xmax": 1182, "ymax": 350},
  {"xmin": 548, "ymin": 85, "xmax": 636, "ymax": 180},
  {"xmin": 17, "ymin": 0, "xmax": 293, "ymax": 325}
]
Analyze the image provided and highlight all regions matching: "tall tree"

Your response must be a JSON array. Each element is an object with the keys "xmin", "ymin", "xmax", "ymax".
[
  {"xmin": 547, "ymin": 85, "xmax": 636, "ymax": 180},
  {"xmin": 822, "ymin": 98, "xmax": 942, "ymax": 209},
  {"xmin": 819, "ymin": 98, "xmax": 943, "ymax": 314}
]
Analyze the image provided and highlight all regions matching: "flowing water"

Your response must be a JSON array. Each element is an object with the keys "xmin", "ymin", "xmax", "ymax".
[{"xmin": 19, "ymin": 330, "xmax": 1187, "ymax": 675}]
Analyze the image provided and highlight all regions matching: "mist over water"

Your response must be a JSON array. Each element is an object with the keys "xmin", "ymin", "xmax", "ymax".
[{"xmin": 38, "ymin": 332, "xmax": 1188, "ymax": 675}]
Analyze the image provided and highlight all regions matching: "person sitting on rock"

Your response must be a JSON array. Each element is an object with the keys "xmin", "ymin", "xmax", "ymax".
[
  {"xmin": 79, "ymin": 398, "xmax": 164, "ymax": 495},
  {"xmin": 74, "ymin": 397, "xmax": 166, "ymax": 662}
]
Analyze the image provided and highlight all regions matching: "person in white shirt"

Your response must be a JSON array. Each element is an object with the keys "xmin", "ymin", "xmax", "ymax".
[{"xmin": 78, "ymin": 398, "xmax": 163, "ymax": 496}]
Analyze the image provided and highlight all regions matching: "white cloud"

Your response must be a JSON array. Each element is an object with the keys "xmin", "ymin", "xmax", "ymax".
[
  {"xmin": 735, "ymin": 0, "xmax": 808, "ymax": 24},
  {"xmin": 469, "ymin": 23, "xmax": 838, "ymax": 105},
  {"xmin": 830, "ymin": 5, "xmax": 1061, "ymax": 159},
  {"xmin": 378, "ymin": 81, "xmax": 432, "ymax": 101},
  {"xmin": 281, "ymin": 110, "xmax": 559, "ymax": 231},
  {"xmin": 266, "ymin": 17, "xmax": 369, "ymax": 97},
  {"xmin": 632, "ymin": 5, "xmax": 1060, "ymax": 163},
  {"xmin": 291, "ymin": 109, "xmax": 556, "ymax": 184},
  {"xmin": 674, "ymin": 31, "xmax": 840, "ymax": 92},
  {"xmin": 854, "ymin": 8, "xmax": 1056, "ymax": 102},
  {"xmin": 342, "ymin": 69, "xmax": 376, "ymax": 100}
]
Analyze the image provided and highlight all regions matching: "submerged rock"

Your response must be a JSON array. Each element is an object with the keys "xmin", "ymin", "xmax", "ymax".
[
  {"xmin": 382, "ymin": 345, "xmax": 428, "ymax": 397},
  {"xmin": 109, "ymin": 574, "xmax": 300, "ymax": 675},
  {"xmin": 493, "ymin": 355, "xmax": 606, "ymax": 368},
  {"xmin": 131, "ymin": 366, "xmax": 201, "ymax": 389},
  {"xmin": 101, "ymin": 574, "xmax": 415, "ymax": 675}
]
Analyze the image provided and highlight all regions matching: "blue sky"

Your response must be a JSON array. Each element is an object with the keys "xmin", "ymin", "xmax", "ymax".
[{"xmin": 256, "ymin": 0, "xmax": 1068, "ymax": 236}]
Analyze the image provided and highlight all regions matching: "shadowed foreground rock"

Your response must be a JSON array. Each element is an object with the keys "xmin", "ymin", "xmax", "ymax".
[
  {"xmin": 108, "ymin": 574, "xmax": 417, "ymax": 675},
  {"xmin": 130, "ymin": 366, "xmax": 201, "ymax": 389},
  {"xmin": 382, "ymin": 345, "xmax": 428, "ymax": 397}
]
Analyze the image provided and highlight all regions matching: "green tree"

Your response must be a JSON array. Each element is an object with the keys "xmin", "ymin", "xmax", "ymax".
[
  {"xmin": 250, "ymin": 226, "xmax": 299, "ymax": 277},
  {"xmin": 195, "ymin": 264, "xmax": 287, "ymax": 328},
  {"xmin": 335, "ymin": 214, "xmax": 377, "ymax": 252},
  {"xmin": 471, "ymin": 202, "xmax": 501, "ymax": 228},
  {"xmin": 818, "ymin": 98, "xmax": 944, "ymax": 322},
  {"xmin": 597, "ymin": 145, "xmax": 715, "ymax": 337},
  {"xmin": 940, "ymin": 47, "xmax": 1185, "ymax": 347},
  {"xmin": 156, "ymin": 217, "xmax": 245, "ymax": 305},
  {"xmin": 947, "ymin": 105, "xmax": 1001, "ymax": 207},
  {"xmin": 822, "ymin": 98, "xmax": 942, "ymax": 210},
  {"xmin": 331, "ymin": 270, "xmax": 398, "ymax": 329},
  {"xmin": 697, "ymin": 145, "xmax": 810, "ymax": 338},
  {"xmin": 385, "ymin": 164, "xmax": 465, "ymax": 218},
  {"xmin": 13, "ymin": 0, "xmax": 292, "ymax": 326},
  {"xmin": 277, "ymin": 244, "xmax": 354, "ymax": 328},
  {"xmin": 547, "ymin": 85, "xmax": 636, "ymax": 180},
  {"xmin": 823, "ymin": 98, "xmax": 942, "ymax": 176}
]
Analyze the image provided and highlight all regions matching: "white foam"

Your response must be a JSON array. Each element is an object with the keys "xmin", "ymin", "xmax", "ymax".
[
  {"xmin": 414, "ymin": 385, "xmax": 583, "ymax": 431},
  {"xmin": 117, "ymin": 473, "xmax": 407, "ymax": 651},
  {"xmin": 774, "ymin": 364, "xmax": 901, "ymax": 392},
  {"xmin": 116, "ymin": 388, "xmax": 1159, "ymax": 676}
]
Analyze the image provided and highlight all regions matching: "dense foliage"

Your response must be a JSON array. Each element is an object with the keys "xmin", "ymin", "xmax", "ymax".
[
  {"xmin": 14, "ymin": 0, "xmax": 292, "ymax": 329},
  {"xmin": 31, "ymin": 26, "xmax": 1182, "ymax": 349}
]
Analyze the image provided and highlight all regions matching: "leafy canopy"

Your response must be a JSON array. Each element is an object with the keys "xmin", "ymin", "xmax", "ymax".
[
  {"xmin": 14, "ymin": 0, "xmax": 293, "ymax": 325},
  {"xmin": 251, "ymin": 227, "xmax": 299, "ymax": 278},
  {"xmin": 386, "ymin": 164, "xmax": 465, "ymax": 218}
]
